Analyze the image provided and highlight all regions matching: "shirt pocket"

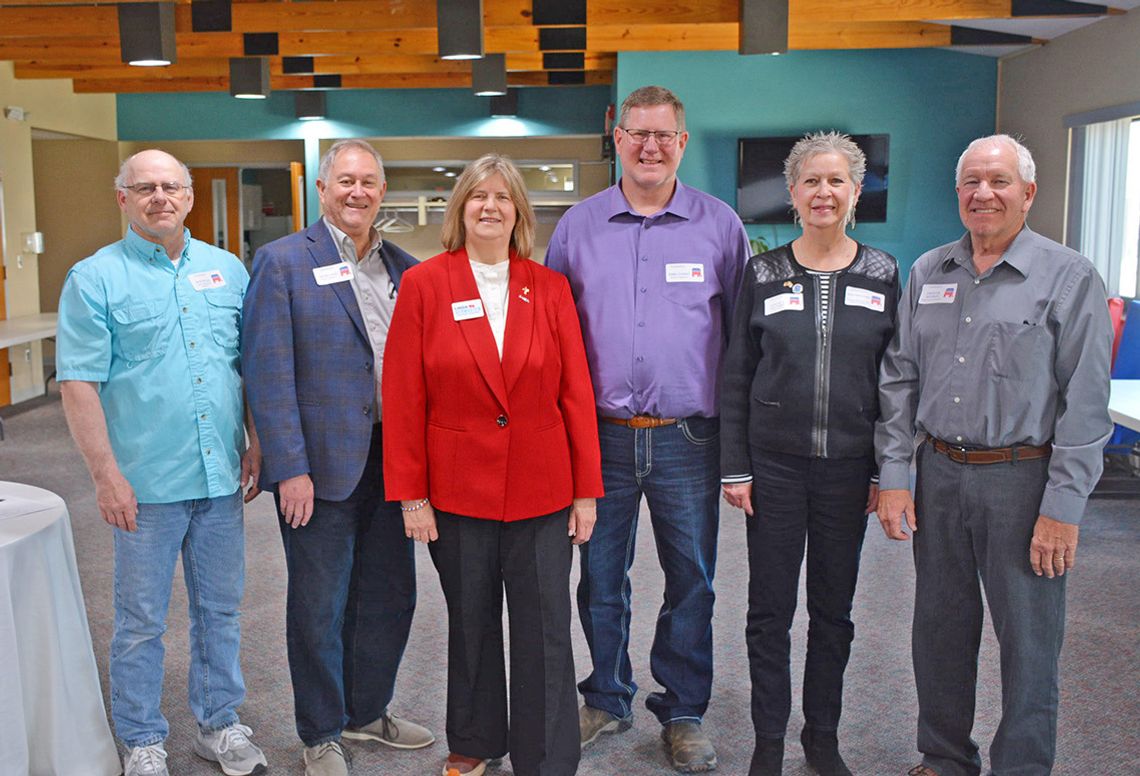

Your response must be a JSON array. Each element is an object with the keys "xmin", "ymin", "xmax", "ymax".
[
  {"xmin": 110, "ymin": 299, "xmax": 169, "ymax": 362},
  {"xmin": 205, "ymin": 291, "xmax": 242, "ymax": 349},
  {"xmin": 987, "ymin": 320, "xmax": 1049, "ymax": 381},
  {"xmin": 660, "ymin": 262, "xmax": 716, "ymax": 308}
]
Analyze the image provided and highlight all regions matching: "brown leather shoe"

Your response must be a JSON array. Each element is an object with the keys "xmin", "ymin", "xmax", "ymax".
[
  {"xmin": 907, "ymin": 766, "xmax": 940, "ymax": 776},
  {"xmin": 662, "ymin": 721, "xmax": 717, "ymax": 773},
  {"xmin": 442, "ymin": 753, "xmax": 488, "ymax": 776}
]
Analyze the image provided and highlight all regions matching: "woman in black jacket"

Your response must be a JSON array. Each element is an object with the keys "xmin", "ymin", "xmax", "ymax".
[{"xmin": 721, "ymin": 132, "xmax": 900, "ymax": 776}]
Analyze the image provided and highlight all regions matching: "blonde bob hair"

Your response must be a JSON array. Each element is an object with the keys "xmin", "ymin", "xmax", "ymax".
[{"xmin": 440, "ymin": 154, "xmax": 536, "ymax": 259}]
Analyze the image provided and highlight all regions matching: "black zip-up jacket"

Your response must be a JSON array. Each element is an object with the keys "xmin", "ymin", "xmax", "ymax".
[{"xmin": 721, "ymin": 242, "xmax": 900, "ymax": 479}]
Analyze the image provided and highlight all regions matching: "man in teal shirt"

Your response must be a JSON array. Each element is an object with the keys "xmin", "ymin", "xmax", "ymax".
[{"xmin": 57, "ymin": 150, "xmax": 266, "ymax": 776}]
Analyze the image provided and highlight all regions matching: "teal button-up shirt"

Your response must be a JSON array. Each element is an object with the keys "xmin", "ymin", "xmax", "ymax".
[{"xmin": 57, "ymin": 227, "xmax": 249, "ymax": 503}]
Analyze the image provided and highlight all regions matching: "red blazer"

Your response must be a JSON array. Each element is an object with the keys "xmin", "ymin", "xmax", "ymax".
[{"xmin": 382, "ymin": 248, "xmax": 603, "ymax": 521}]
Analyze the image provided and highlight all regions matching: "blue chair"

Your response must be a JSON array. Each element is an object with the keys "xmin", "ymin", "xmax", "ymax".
[{"xmin": 1108, "ymin": 299, "xmax": 1140, "ymax": 448}]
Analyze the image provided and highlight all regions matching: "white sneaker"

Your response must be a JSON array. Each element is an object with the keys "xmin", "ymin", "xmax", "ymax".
[
  {"xmin": 124, "ymin": 743, "xmax": 169, "ymax": 776},
  {"xmin": 193, "ymin": 723, "xmax": 268, "ymax": 776}
]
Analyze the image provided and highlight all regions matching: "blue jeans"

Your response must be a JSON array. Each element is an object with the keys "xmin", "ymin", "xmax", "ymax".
[
  {"xmin": 278, "ymin": 424, "xmax": 417, "ymax": 747},
  {"xmin": 913, "ymin": 441, "xmax": 1064, "ymax": 776},
  {"xmin": 745, "ymin": 450, "xmax": 872, "ymax": 739},
  {"xmin": 577, "ymin": 417, "xmax": 720, "ymax": 724},
  {"xmin": 110, "ymin": 490, "xmax": 246, "ymax": 747}
]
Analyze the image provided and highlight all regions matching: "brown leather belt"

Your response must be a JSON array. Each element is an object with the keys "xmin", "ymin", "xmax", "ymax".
[
  {"xmin": 600, "ymin": 415, "xmax": 678, "ymax": 429},
  {"xmin": 929, "ymin": 435, "xmax": 1051, "ymax": 465}
]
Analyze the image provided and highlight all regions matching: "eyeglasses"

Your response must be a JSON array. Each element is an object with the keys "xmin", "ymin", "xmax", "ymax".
[
  {"xmin": 121, "ymin": 181, "xmax": 190, "ymax": 197},
  {"xmin": 619, "ymin": 128, "xmax": 682, "ymax": 147}
]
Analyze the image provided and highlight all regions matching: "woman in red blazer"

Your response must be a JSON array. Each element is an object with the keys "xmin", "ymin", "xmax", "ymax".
[{"xmin": 382, "ymin": 154, "xmax": 603, "ymax": 776}]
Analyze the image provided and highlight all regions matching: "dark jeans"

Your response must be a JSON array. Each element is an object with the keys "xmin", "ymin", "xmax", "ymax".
[
  {"xmin": 913, "ymin": 440, "xmax": 1064, "ymax": 776},
  {"xmin": 277, "ymin": 423, "xmax": 416, "ymax": 747},
  {"xmin": 746, "ymin": 449, "xmax": 872, "ymax": 740},
  {"xmin": 429, "ymin": 509, "xmax": 579, "ymax": 776},
  {"xmin": 577, "ymin": 417, "xmax": 721, "ymax": 725}
]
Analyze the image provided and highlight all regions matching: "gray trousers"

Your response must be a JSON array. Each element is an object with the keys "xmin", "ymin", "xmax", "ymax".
[{"xmin": 913, "ymin": 440, "xmax": 1066, "ymax": 776}]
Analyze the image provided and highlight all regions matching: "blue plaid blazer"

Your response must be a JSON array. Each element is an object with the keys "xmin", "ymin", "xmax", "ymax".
[{"xmin": 242, "ymin": 220, "xmax": 417, "ymax": 501}]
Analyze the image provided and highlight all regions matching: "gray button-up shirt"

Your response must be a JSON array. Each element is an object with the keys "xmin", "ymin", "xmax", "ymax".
[
  {"xmin": 875, "ymin": 226, "xmax": 1113, "ymax": 523},
  {"xmin": 324, "ymin": 218, "xmax": 396, "ymax": 413}
]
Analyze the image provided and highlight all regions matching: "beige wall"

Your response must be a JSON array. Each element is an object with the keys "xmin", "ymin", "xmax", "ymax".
[
  {"xmin": 118, "ymin": 139, "xmax": 305, "ymax": 167},
  {"xmin": 998, "ymin": 9, "xmax": 1140, "ymax": 243},
  {"xmin": 0, "ymin": 61, "xmax": 116, "ymax": 402},
  {"xmin": 33, "ymin": 139, "xmax": 122, "ymax": 316}
]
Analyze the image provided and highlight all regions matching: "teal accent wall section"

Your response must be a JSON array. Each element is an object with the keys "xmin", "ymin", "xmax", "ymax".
[
  {"xmin": 616, "ymin": 50, "xmax": 997, "ymax": 270},
  {"xmin": 117, "ymin": 86, "xmax": 612, "ymax": 141}
]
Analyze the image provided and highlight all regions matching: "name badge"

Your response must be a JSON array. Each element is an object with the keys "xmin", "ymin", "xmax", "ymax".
[
  {"xmin": 764, "ymin": 292, "xmax": 804, "ymax": 315},
  {"xmin": 452, "ymin": 299, "xmax": 485, "ymax": 321},
  {"xmin": 665, "ymin": 263, "xmax": 705, "ymax": 283},
  {"xmin": 313, "ymin": 262, "xmax": 354, "ymax": 286},
  {"xmin": 919, "ymin": 283, "xmax": 957, "ymax": 304},
  {"xmin": 845, "ymin": 286, "xmax": 886, "ymax": 312},
  {"xmin": 188, "ymin": 270, "xmax": 226, "ymax": 291}
]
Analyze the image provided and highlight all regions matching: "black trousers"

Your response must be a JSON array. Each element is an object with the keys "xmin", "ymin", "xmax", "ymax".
[
  {"xmin": 429, "ymin": 508, "xmax": 580, "ymax": 776},
  {"xmin": 745, "ymin": 449, "xmax": 872, "ymax": 740}
]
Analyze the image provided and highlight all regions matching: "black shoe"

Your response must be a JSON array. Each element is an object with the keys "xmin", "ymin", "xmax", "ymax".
[
  {"xmin": 748, "ymin": 737, "xmax": 783, "ymax": 776},
  {"xmin": 801, "ymin": 727, "xmax": 853, "ymax": 776}
]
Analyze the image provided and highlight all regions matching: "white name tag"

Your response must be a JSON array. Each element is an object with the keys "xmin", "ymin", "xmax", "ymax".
[
  {"xmin": 764, "ymin": 292, "xmax": 804, "ymax": 315},
  {"xmin": 312, "ymin": 262, "xmax": 354, "ymax": 286},
  {"xmin": 919, "ymin": 283, "xmax": 957, "ymax": 304},
  {"xmin": 188, "ymin": 270, "xmax": 226, "ymax": 291},
  {"xmin": 665, "ymin": 263, "xmax": 705, "ymax": 283},
  {"xmin": 845, "ymin": 286, "xmax": 886, "ymax": 312},
  {"xmin": 452, "ymin": 299, "xmax": 485, "ymax": 321}
]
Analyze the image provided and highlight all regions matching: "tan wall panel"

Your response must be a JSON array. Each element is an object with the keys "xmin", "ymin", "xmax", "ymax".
[
  {"xmin": 0, "ymin": 61, "xmax": 116, "ymax": 403},
  {"xmin": 118, "ymin": 139, "xmax": 305, "ymax": 167},
  {"xmin": 32, "ymin": 138, "xmax": 121, "ymax": 316},
  {"xmin": 998, "ymin": 11, "xmax": 1140, "ymax": 244}
]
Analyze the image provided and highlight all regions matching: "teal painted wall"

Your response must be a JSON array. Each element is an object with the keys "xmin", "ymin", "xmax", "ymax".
[
  {"xmin": 616, "ymin": 50, "xmax": 997, "ymax": 269},
  {"xmin": 117, "ymin": 85, "xmax": 613, "ymax": 141}
]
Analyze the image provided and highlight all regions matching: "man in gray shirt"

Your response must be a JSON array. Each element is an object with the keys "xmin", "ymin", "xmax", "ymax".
[{"xmin": 875, "ymin": 135, "xmax": 1112, "ymax": 776}]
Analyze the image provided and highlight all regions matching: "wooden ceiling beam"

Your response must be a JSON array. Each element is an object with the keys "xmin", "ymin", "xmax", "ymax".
[
  {"xmin": 0, "ymin": 27, "xmax": 549, "ymax": 62},
  {"xmin": 0, "ymin": 0, "xmax": 535, "ymax": 39},
  {"xmin": 14, "ymin": 52, "xmax": 616, "ymax": 80},
  {"xmin": 586, "ymin": 20, "xmax": 958, "ymax": 50},
  {"xmin": 70, "ymin": 70, "xmax": 612, "ymax": 94},
  {"xmin": 791, "ymin": 20, "xmax": 954, "ymax": 49},
  {"xmin": 791, "ymin": 0, "xmax": 1009, "ymax": 23}
]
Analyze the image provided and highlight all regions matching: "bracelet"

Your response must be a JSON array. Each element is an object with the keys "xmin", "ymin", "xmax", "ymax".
[{"xmin": 400, "ymin": 498, "xmax": 429, "ymax": 512}]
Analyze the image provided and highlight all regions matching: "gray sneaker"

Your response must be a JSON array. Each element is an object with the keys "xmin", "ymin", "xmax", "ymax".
[
  {"xmin": 304, "ymin": 740, "xmax": 350, "ymax": 776},
  {"xmin": 124, "ymin": 743, "xmax": 169, "ymax": 776},
  {"xmin": 194, "ymin": 724, "xmax": 268, "ymax": 776},
  {"xmin": 343, "ymin": 711, "xmax": 435, "ymax": 749},
  {"xmin": 579, "ymin": 704, "xmax": 633, "ymax": 748},
  {"xmin": 662, "ymin": 720, "xmax": 717, "ymax": 773}
]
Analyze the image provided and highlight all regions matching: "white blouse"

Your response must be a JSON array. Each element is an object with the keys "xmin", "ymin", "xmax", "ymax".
[{"xmin": 469, "ymin": 258, "xmax": 510, "ymax": 358}]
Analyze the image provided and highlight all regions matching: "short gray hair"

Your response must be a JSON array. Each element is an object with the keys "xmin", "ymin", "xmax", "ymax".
[
  {"xmin": 783, "ymin": 131, "xmax": 867, "ymax": 189},
  {"xmin": 955, "ymin": 134, "xmax": 1036, "ymax": 184},
  {"xmin": 317, "ymin": 139, "xmax": 386, "ymax": 184},
  {"xmin": 114, "ymin": 150, "xmax": 192, "ymax": 190}
]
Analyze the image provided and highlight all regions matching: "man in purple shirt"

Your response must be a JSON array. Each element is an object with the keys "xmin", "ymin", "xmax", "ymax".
[{"xmin": 546, "ymin": 85, "xmax": 750, "ymax": 773}]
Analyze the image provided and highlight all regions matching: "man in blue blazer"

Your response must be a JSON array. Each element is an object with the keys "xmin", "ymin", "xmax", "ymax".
[{"xmin": 242, "ymin": 140, "xmax": 433, "ymax": 776}]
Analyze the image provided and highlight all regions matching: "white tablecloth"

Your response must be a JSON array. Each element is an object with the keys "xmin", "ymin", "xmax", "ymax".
[
  {"xmin": 0, "ymin": 482, "xmax": 119, "ymax": 776},
  {"xmin": 1109, "ymin": 379, "xmax": 1140, "ymax": 432}
]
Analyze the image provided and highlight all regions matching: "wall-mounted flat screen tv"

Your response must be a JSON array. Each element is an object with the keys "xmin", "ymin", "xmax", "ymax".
[{"xmin": 737, "ymin": 134, "xmax": 890, "ymax": 224}]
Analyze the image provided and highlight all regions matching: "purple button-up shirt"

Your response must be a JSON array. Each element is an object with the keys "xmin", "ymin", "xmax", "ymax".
[{"xmin": 546, "ymin": 180, "xmax": 750, "ymax": 418}]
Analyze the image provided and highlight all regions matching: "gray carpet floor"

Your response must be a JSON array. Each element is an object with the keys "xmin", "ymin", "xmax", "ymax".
[{"xmin": 1, "ymin": 393, "xmax": 1137, "ymax": 775}]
